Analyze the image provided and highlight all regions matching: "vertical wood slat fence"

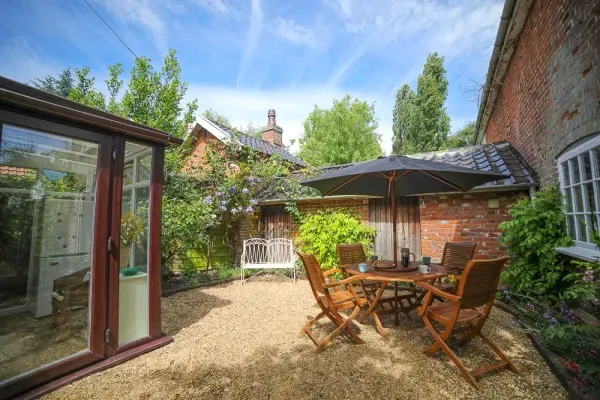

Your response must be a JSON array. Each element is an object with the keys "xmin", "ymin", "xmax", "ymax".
[
  {"xmin": 259, "ymin": 198, "xmax": 421, "ymax": 260},
  {"xmin": 368, "ymin": 197, "xmax": 421, "ymax": 260},
  {"xmin": 260, "ymin": 204, "xmax": 293, "ymax": 239}
]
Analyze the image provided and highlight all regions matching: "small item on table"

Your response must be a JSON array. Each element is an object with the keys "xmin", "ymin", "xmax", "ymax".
[
  {"xmin": 422, "ymin": 256, "xmax": 431, "ymax": 265},
  {"xmin": 358, "ymin": 263, "xmax": 368, "ymax": 273},
  {"xmin": 401, "ymin": 252, "xmax": 409, "ymax": 267},
  {"xmin": 373, "ymin": 260, "xmax": 395, "ymax": 269},
  {"xmin": 369, "ymin": 255, "xmax": 379, "ymax": 261},
  {"xmin": 419, "ymin": 264, "xmax": 431, "ymax": 274}
]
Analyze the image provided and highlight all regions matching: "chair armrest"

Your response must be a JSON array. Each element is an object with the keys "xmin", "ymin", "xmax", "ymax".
[
  {"xmin": 417, "ymin": 282, "xmax": 462, "ymax": 302},
  {"xmin": 323, "ymin": 268, "xmax": 344, "ymax": 277},
  {"xmin": 323, "ymin": 275, "xmax": 363, "ymax": 289}
]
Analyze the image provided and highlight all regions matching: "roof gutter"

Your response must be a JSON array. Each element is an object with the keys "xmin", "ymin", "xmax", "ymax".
[{"xmin": 473, "ymin": 0, "xmax": 534, "ymax": 145}]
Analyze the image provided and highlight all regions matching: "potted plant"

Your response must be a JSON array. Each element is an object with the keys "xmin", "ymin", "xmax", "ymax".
[{"xmin": 120, "ymin": 211, "xmax": 144, "ymax": 268}]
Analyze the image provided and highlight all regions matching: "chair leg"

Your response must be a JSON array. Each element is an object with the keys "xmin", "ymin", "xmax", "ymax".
[
  {"xmin": 477, "ymin": 332, "xmax": 519, "ymax": 374},
  {"xmin": 299, "ymin": 311, "xmax": 326, "ymax": 346},
  {"xmin": 423, "ymin": 316, "xmax": 479, "ymax": 389},
  {"xmin": 316, "ymin": 306, "xmax": 362, "ymax": 353},
  {"xmin": 329, "ymin": 307, "xmax": 365, "ymax": 345}
]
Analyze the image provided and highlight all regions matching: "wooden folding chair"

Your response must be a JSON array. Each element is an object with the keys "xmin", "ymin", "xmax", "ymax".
[
  {"xmin": 297, "ymin": 251, "xmax": 368, "ymax": 353},
  {"xmin": 336, "ymin": 244, "xmax": 381, "ymax": 302},
  {"xmin": 417, "ymin": 256, "xmax": 518, "ymax": 389},
  {"xmin": 436, "ymin": 242, "xmax": 477, "ymax": 295}
]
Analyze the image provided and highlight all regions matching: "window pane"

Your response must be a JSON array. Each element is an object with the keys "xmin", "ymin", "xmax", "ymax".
[
  {"xmin": 123, "ymin": 159, "xmax": 134, "ymax": 186},
  {"xmin": 586, "ymin": 183, "xmax": 597, "ymax": 214},
  {"xmin": 136, "ymin": 154, "xmax": 152, "ymax": 182},
  {"xmin": 573, "ymin": 186, "xmax": 584, "ymax": 212},
  {"xmin": 577, "ymin": 215, "xmax": 588, "ymax": 242},
  {"xmin": 118, "ymin": 141, "xmax": 151, "ymax": 345},
  {"xmin": 567, "ymin": 215, "xmax": 577, "ymax": 240},
  {"xmin": 565, "ymin": 188, "xmax": 573, "ymax": 212},
  {"xmin": 0, "ymin": 124, "xmax": 98, "ymax": 383},
  {"xmin": 571, "ymin": 158, "xmax": 581, "ymax": 184},
  {"xmin": 594, "ymin": 148, "xmax": 600, "ymax": 179},
  {"xmin": 583, "ymin": 152, "xmax": 592, "ymax": 181},
  {"xmin": 562, "ymin": 162, "xmax": 570, "ymax": 185}
]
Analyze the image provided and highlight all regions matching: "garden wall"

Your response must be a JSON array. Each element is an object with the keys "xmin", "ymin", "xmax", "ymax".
[
  {"xmin": 421, "ymin": 191, "xmax": 527, "ymax": 261},
  {"xmin": 484, "ymin": 0, "xmax": 600, "ymax": 188}
]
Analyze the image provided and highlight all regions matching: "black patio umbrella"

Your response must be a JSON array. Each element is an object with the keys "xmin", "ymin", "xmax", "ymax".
[{"xmin": 301, "ymin": 156, "xmax": 509, "ymax": 264}]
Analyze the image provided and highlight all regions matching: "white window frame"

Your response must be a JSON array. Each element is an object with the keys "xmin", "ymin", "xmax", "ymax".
[{"xmin": 557, "ymin": 134, "xmax": 600, "ymax": 251}]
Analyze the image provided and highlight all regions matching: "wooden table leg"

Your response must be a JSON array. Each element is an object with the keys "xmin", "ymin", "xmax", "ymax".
[
  {"xmin": 357, "ymin": 280, "xmax": 389, "ymax": 336},
  {"xmin": 394, "ymin": 282, "xmax": 399, "ymax": 326}
]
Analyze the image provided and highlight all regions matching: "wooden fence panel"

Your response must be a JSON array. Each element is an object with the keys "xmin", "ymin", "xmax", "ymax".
[
  {"xmin": 260, "ymin": 204, "xmax": 293, "ymax": 239},
  {"xmin": 368, "ymin": 197, "xmax": 421, "ymax": 260}
]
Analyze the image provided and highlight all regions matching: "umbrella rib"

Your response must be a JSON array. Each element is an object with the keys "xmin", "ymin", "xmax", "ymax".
[
  {"xmin": 324, "ymin": 173, "xmax": 363, "ymax": 196},
  {"xmin": 418, "ymin": 170, "xmax": 465, "ymax": 192}
]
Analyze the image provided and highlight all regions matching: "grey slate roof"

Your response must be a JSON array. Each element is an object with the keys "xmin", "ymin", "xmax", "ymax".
[
  {"xmin": 406, "ymin": 141, "xmax": 537, "ymax": 188},
  {"xmin": 257, "ymin": 141, "xmax": 537, "ymax": 203},
  {"xmin": 209, "ymin": 120, "xmax": 308, "ymax": 167}
]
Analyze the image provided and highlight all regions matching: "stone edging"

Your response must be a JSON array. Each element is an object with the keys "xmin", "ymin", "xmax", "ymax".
[{"xmin": 493, "ymin": 300, "xmax": 584, "ymax": 400}]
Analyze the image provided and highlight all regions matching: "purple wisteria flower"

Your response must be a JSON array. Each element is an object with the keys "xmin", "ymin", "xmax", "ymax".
[
  {"xmin": 221, "ymin": 200, "xmax": 227, "ymax": 206},
  {"xmin": 242, "ymin": 188, "xmax": 249, "ymax": 194},
  {"xmin": 203, "ymin": 195, "xmax": 213, "ymax": 205},
  {"xmin": 229, "ymin": 187, "xmax": 237, "ymax": 194},
  {"xmin": 250, "ymin": 199, "xmax": 258, "ymax": 206},
  {"xmin": 246, "ymin": 206, "xmax": 254, "ymax": 214},
  {"xmin": 215, "ymin": 191, "xmax": 223, "ymax": 198},
  {"xmin": 231, "ymin": 208, "xmax": 238, "ymax": 214},
  {"xmin": 221, "ymin": 205, "xmax": 227, "ymax": 212},
  {"xmin": 236, "ymin": 206, "xmax": 243, "ymax": 212}
]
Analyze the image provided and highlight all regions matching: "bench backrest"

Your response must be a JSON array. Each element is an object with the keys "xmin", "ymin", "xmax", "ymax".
[{"xmin": 242, "ymin": 238, "xmax": 294, "ymax": 265}]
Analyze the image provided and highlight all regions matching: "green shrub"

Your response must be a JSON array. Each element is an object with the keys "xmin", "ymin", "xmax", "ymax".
[
  {"xmin": 499, "ymin": 186, "xmax": 574, "ymax": 303},
  {"xmin": 218, "ymin": 266, "xmax": 235, "ymax": 280},
  {"xmin": 296, "ymin": 209, "xmax": 376, "ymax": 270}
]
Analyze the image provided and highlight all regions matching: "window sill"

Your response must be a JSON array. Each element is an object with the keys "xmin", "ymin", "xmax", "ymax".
[{"xmin": 555, "ymin": 246, "xmax": 600, "ymax": 261}]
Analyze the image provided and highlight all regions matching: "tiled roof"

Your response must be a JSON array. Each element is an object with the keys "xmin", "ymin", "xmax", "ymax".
[
  {"xmin": 406, "ymin": 141, "xmax": 537, "ymax": 187},
  {"xmin": 257, "ymin": 141, "xmax": 536, "ymax": 203},
  {"xmin": 209, "ymin": 120, "xmax": 308, "ymax": 167}
]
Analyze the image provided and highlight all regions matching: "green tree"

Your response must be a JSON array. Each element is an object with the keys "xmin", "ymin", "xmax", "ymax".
[
  {"xmin": 299, "ymin": 94, "xmax": 382, "ymax": 166},
  {"xmin": 445, "ymin": 121, "xmax": 475, "ymax": 149},
  {"xmin": 392, "ymin": 84, "xmax": 415, "ymax": 155},
  {"xmin": 31, "ymin": 68, "xmax": 74, "ymax": 97},
  {"xmin": 392, "ymin": 53, "xmax": 451, "ymax": 154},
  {"xmin": 203, "ymin": 108, "xmax": 231, "ymax": 126}
]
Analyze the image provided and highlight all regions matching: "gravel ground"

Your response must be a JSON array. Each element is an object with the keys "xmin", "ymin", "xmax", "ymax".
[{"xmin": 46, "ymin": 280, "xmax": 566, "ymax": 400}]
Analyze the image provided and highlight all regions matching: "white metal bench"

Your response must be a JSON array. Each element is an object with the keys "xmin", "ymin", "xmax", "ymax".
[{"xmin": 240, "ymin": 238, "xmax": 295, "ymax": 284}]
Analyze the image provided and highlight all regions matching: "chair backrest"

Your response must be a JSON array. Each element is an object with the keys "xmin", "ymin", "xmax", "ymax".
[
  {"xmin": 337, "ymin": 244, "xmax": 366, "ymax": 266},
  {"xmin": 297, "ymin": 252, "xmax": 326, "ymax": 296},
  {"xmin": 441, "ymin": 242, "xmax": 477, "ymax": 274},
  {"xmin": 458, "ymin": 256, "xmax": 508, "ymax": 309}
]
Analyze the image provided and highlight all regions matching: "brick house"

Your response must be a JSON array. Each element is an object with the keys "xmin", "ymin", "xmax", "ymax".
[
  {"xmin": 185, "ymin": 109, "xmax": 307, "ymax": 170},
  {"xmin": 475, "ymin": 0, "xmax": 600, "ymax": 261}
]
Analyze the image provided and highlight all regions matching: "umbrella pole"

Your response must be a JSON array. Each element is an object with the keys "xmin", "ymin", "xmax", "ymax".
[{"xmin": 391, "ymin": 178, "xmax": 400, "ymax": 326}]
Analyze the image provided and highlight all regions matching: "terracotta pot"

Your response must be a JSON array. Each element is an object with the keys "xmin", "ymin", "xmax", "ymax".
[{"xmin": 120, "ymin": 245, "xmax": 132, "ymax": 268}]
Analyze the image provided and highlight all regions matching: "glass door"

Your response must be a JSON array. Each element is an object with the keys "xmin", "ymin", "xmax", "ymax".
[{"xmin": 0, "ymin": 119, "xmax": 111, "ymax": 392}]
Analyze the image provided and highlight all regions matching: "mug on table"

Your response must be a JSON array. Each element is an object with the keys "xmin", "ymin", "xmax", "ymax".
[{"xmin": 419, "ymin": 264, "xmax": 431, "ymax": 274}]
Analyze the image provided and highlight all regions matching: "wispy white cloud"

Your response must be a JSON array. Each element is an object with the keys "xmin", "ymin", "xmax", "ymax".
[
  {"xmin": 325, "ymin": 0, "xmax": 503, "ymax": 86},
  {"xmin": 270, "ymin": 17, "xmax": 326, "ymax": 50},
  {"xmin": 236, "ymin": 0, "xmax": 264, "ymax": 87},
  {"xmin": 94, "ymin": 0, "xmax": 169, "ymax": 56},
  {"xmin": 196, "ymin": 0, "xmax": 229, "ymax": 13}
]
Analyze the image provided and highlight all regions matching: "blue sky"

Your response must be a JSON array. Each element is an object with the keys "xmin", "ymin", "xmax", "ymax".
[{"xmin": 0, "ymin": 0, "xmax": 503, "ymax": 154}]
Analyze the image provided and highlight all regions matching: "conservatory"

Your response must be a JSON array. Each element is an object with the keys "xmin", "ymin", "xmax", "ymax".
[{"xmin": 0, "ymin": 77, "xmax": 179, "ymax": 399}]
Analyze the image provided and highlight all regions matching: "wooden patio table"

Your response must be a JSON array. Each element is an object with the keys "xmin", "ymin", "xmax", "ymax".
[{"xmin": 347, "ymin": 261, "xmax": 447, "ymax": 336}]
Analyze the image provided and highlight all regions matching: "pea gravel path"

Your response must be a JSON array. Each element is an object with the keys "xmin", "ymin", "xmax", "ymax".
[{"xmin": 46, "ymin": 280, "xmax": 566, "ymax": 400}]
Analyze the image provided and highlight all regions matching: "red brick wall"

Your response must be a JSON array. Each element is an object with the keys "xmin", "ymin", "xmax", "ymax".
[
  {"xmin": 420, "ymin": 191, "xmax": 527, "ymax": 261},
  {"xmin": 485, "ymin": 0, "xmax": 600, "ymax": 188},
  {"xmin": 183, "ymin": 127, "xmax": 222, "ymax": 172}
]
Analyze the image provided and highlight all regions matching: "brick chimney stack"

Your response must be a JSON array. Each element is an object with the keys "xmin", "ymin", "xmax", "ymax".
[{"xmin": 261, "ymin": 109, "xmax": 283, "ymax": 146}]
